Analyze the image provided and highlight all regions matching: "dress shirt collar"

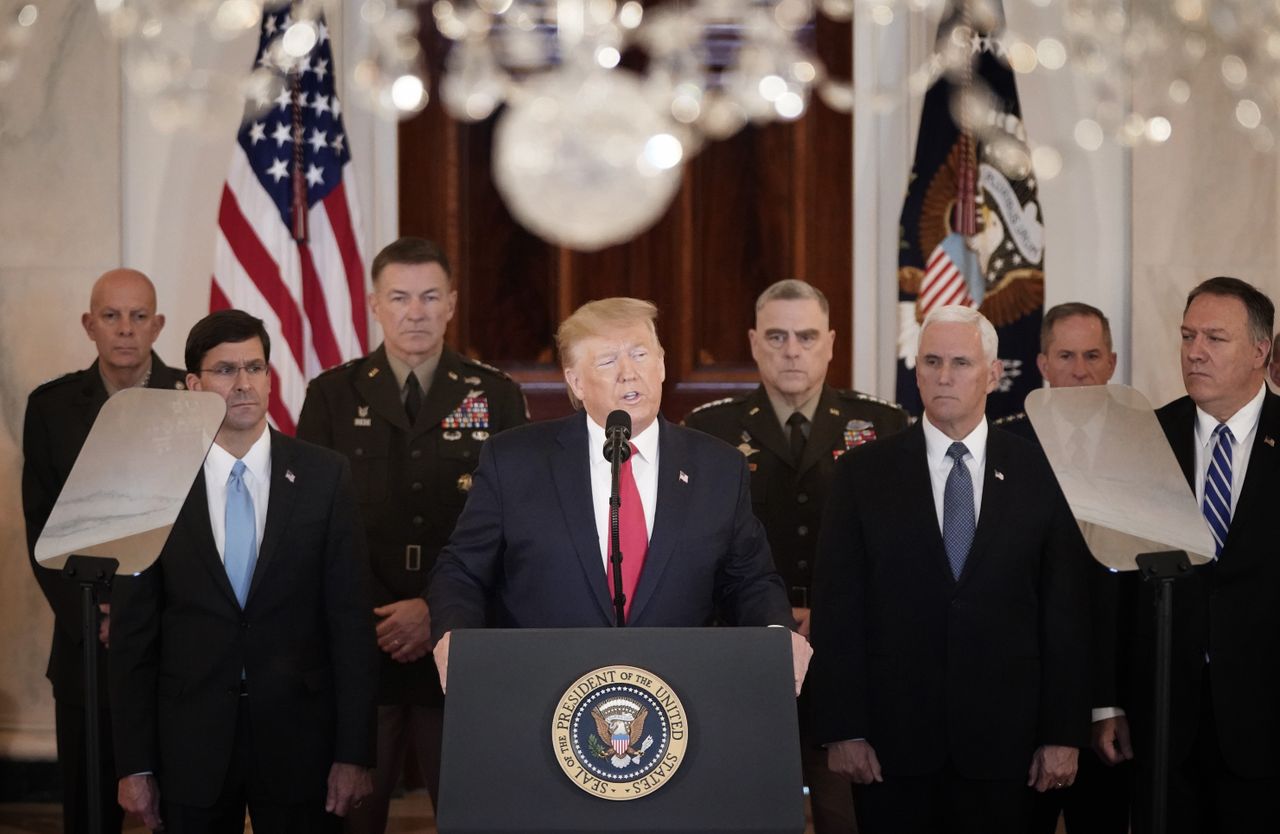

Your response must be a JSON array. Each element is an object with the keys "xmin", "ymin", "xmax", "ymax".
[
  {"xmin": 204, "ymin": 425, "xmax": 272, "ymax": 484},
  {"xmin": 922, "ymin": 413, "xmax": 989, "ymax": 467},
  {"xmin": 1195, "ymin": 383, "xmax": 1266, "ymax": 448},
  {"xmin": 766, "ymin": 387, "xmax": 821, "ymax": 431},
  {"xmin": 385, "ymin": 349, "xmax": 440, "ymax": 397},
  {"xmin": 586, "ymin": 413, "xmax": 660, "ymax": 466}
]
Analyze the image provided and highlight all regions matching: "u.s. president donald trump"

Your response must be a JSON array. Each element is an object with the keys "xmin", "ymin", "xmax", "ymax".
[{"xmin": 427, "ymin": 297, "xmax": 812, "ymax": 692}]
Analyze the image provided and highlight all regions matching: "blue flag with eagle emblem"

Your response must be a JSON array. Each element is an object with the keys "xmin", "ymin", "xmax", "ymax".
[{"xmin": 894, "ymin": 0, "xmax": 1045, "ymax": 419}]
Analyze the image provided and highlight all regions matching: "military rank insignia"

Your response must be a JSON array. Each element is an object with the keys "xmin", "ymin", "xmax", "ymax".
[
  {"xmin": 552, "ymin": 665, "xmax": 688, "ymax": 800},
  {"xmin": 833, "ymin": 419, "xmax": 878, "ymax": 460},
  {"xmin": 441, "ymin": 391, "xmax": 490, "ymax": 429}
]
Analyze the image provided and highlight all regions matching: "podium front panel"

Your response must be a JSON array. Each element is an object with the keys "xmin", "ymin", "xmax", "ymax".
[{"xmin": 438, "ymin": 627, "xmax": 804, "ymax": 834}]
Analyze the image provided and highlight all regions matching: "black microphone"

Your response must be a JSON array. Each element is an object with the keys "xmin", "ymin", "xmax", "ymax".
[{"xmin": 602, "ymin": 409, "xmax": 632, "ymax": 463}]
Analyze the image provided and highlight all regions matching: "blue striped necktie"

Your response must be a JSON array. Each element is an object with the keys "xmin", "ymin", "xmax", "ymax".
[
  {"xmin": 225, "ymin": 460, "xmax": 258, "ymax": 607},
  {"xmin": 1203, "ymin": 424, "xmax": 1234, "ymax": 557},
  {"xmin": 943, "ymin": 442, "xmax": 975, "ymax": 580}
]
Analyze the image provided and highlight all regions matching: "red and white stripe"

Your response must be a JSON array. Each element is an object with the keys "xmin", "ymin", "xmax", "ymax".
[
  {"xmin": 918, "ymin": 243, "xmax": 975, "ymax": 316},
  {"xmin": 210, "ymin": 148, "xmax": 368, "ymax": 434}
]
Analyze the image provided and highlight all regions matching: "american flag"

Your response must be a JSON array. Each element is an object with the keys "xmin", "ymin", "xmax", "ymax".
[
  {"xmin": 894, "ymin": 0, "xmax": 1045, "ymax": 419},
  {"xmin": 211, "ymin": 2, "xmax": 368, "ymax": 434}
]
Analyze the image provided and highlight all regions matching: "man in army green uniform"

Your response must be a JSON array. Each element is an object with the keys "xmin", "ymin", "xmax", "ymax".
[
  {"xmin": 683, "ymin": 279, "xmax": 907, "ymax": 834},
  {"xmin": 22, "ymin": 268, "xmax": 185, "ymax": 834},
  {"xmin": 296, "ymin": 237, "xmax": 527, "ymax": 833}
]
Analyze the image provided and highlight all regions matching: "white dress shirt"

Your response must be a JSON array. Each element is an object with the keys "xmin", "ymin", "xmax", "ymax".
[
  {"xmin": 921, "ymin": 414, "xmax": 987, "ymax": 534},
  {"xmin": 587, "ymin": 416, "xmax": 659, "ymax": 571},
  {"xmin": 203, "ymin": 428, "xmax": 271, "ymax": 563},
  {"xmin": 1193, "ymin": 383, "xmax": 1266, "ymax": 519}
]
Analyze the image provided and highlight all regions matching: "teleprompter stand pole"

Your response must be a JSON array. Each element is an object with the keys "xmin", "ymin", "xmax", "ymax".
[
  {"xmin": 61, "ymin": 554, "xmax": 120, "ymax": 834},
  {"xmin": 1134, "ymin": 549, "xmax": 1192, "ymax": 834}
]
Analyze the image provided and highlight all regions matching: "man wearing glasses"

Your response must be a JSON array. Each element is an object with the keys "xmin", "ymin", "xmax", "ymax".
[{"xmin": 110, "ymin": 310, "xmax": 378, "ymax": 832}]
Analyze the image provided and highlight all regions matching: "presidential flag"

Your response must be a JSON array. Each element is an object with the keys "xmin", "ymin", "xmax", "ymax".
[
  {"xmin": 210, "ymin": 2, "xmax": 368, "ymax": 434},
  {"xmin": 894, "ymin": 0, "xmax": 1045, "ymax": 419}
]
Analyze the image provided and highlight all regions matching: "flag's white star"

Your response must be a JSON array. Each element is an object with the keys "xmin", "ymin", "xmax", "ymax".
[
  {"xmin": 331, "ymin": 133, "xmax": 345, "ymax": 154},
  {"xmin": 296, "ymin": 91, "xmax": 309, "ymax": 109},
  {"xmin": 307, "ymin": 129, "xmax": 328, "ymax": 153},
  {"xmin": 318, "ymin": 22, "xmax": 329, "ymax": 44},
  {"xmin": 298, "ymin": 57, "xmax": 311, "ymax": 76},
  {"xmin": 266, "ymin": 157, "xmax": 289, "ymax": 182},
  {"xmin": 305, "ymin": 164, "xmax": 324, "ymax": 187},
  {"xmin": 331, "ymin": 96, "xmax": 342, "ymax": 118},
  {"xmin": 265, "ymin": 15, "xmax": 278, "ymax": 35},
  {"xmin": 271, "ymin": 121, "xmax": 293, "ymax": 147},
  {"xmin": 274, "ymin": 87, "xmax": 291, "ymax": 111},
  {"xmin": 248, "ymin": 121, "xmax": 266, "ymax": 145},
  {"xmin": 313, "ymin": 58, "xmax": 328, "ymax": 81},
  {"xmin": 310, "ymin": 94, "xmax": 330, "ymax": 117}
]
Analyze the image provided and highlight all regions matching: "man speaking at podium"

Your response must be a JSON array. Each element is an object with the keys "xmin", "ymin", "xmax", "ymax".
[{"xmin": 427, "ymin": 298, "xmax": 812, "ymax": 693}]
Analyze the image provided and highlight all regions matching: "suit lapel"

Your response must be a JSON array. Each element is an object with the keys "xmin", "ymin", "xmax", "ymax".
[
  {"xmin": 1165, "ymin": 398, "xmax": 1197, "ymax": 490},
  {"xmin": 246, "ymin": 431, "xmax": 298, "ymax": 607},
  {"xmin": 355, "ymin": 346, "xmax": 410, "ymax": 432},
  {"xmin": 742, "ymin": 387, "xmax": 791, "ymax": 465},
  {"xmin": 628, "ymin": 417, "xmax": 689, "ymax": 624},
  {"xmin": 183, "ymin": 473, "xmax": 241, "ymax": 610},
  {"xmin": 960, "ymin": 426, "xmax": 1007, "ymax": 589},
  {"xmin": 900, "ymin": 424, "xmax": 953, "ymax": 584},
  {"xmin": 1223, "ymin": 391, "xmax": 1280, "ymax": 559},
  {"xmin": 550, "ymin": 413, "xmax": 614, "ymax": 623},
  {"xmin": 796, "ymin": 386, "xmax": 841, "ymax": 478},
  {"xmin": 412, "ymin": 349, "xmax": 470, "ymax": 441}
]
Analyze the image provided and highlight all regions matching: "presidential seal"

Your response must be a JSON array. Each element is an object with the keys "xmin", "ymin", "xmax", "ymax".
[{"xmin": 552, "ymin": 665, "xmax": 688, "ymax": 801}]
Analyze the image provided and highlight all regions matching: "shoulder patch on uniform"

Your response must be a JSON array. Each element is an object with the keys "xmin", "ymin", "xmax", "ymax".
[
  {"xmin": 686, "ymin": 396, "xmax": 740, "ymax": 416},
  {"xmin": 840, "ymin": 389, "xmax": 908, "ymax": 414},
  {"xmin": 993, "ymin": 411, "xmax": 1028, "ymax": 426},
  {"xmin": 462, "ymin": 357, "xmax": 515, "ymax": 382}
]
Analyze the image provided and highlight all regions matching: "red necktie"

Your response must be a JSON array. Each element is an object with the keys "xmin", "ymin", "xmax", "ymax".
[{"xmin": 606, "ymin": 443, "xmax": 648, "ymax": 623}]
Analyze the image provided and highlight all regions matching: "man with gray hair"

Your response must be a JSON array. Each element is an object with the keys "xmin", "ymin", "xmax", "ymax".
[
  {"xmin": 809, "ymin": 304, "xmax": 1092, "ymax": 834},
  {"xmin": 428, "ymin": 297, "xmax": 812, "ymax": 696},
  {"xmin": 684, "ymin": 278, "xmax": 907, "ymax": 834}
]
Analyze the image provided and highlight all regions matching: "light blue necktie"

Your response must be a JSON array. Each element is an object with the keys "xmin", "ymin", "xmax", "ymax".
[
  {"xmin": 225, "ymin": 460, "xmax": 257, "ymax": 607},
  {"xmin": 943, "ymin": 442, "xmax": 976, "ymax": 580},
  {"xmin": 1203, "ymin": 423, "xmax": 1234, "ymax": 557}
]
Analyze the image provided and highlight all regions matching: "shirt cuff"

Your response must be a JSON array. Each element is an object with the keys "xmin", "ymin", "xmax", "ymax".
[{"xmin": 1091, "ymin": 707, "xmax": 1125, "ymax": 721}]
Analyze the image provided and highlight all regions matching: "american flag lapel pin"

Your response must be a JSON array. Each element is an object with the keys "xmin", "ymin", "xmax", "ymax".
[
  {"xmin": 678, "ymin": 470, "xmax": 689, "ymax": 484},
  {"xmin": 994, "ymin": 470, "xmax": 1005, "ymax": 481},
  {"xmin": 285, "ymin": 469, "xmax": 296, "ymax": 483}
]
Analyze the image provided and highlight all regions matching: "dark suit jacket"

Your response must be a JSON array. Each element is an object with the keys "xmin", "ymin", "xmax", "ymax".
[
  {"xmin": 683, "ymin": 384, "xmax": 908, "ymax": 606},
  {"xmin": 109, "ymin": 431, "xmax": 379, "ymax": 807},
  {"xmin": 297, "ymin": 345, "xmax": 527, "ymax": 704},
  {"xmin": 426, "ymin": 412, "xmax": 793, "ymax": 635},
  {"xmin": 1114, "ymin": 391, "xmax": 1280, "ymax": 778},
  {"xmin": 808, "ymin": 422, "xmax": 1093, "ymax": 781},
  {"xmin": 21, "ymin": 353, "xmax": 186, "ymax": 705}
]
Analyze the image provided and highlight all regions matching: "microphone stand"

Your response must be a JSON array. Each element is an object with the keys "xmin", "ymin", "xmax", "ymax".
[{"xmin": 607, "ymin": 434, "xmax": 627, "ymax": 627}]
